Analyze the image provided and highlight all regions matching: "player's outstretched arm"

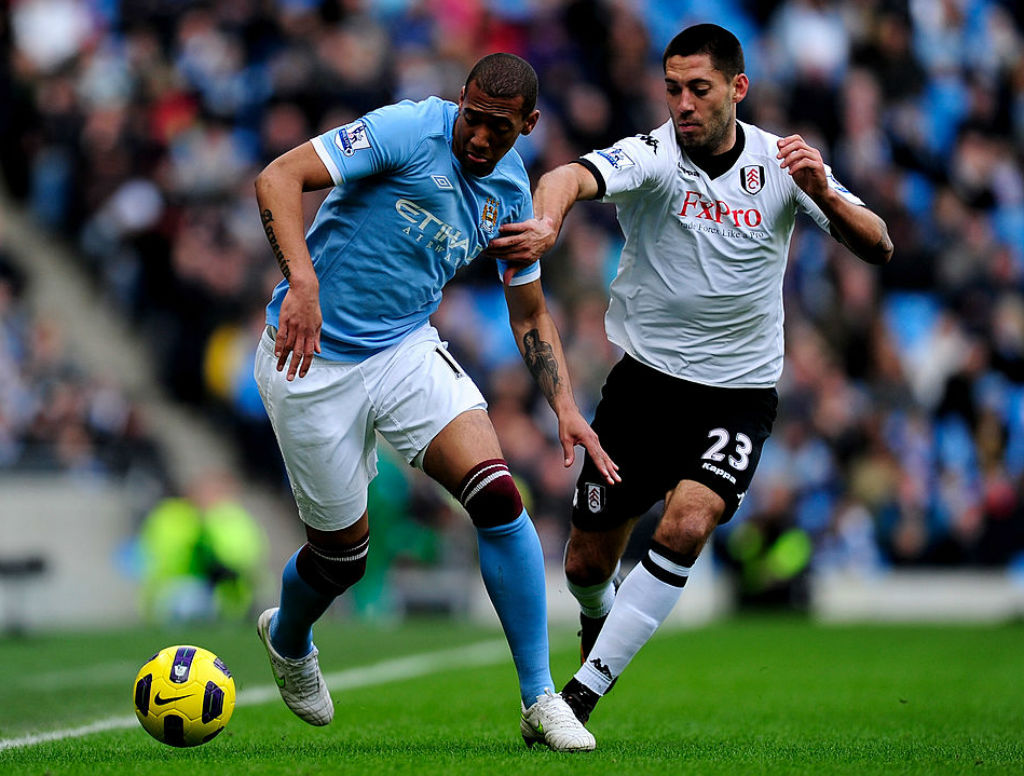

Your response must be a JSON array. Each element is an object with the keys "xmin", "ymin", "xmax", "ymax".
[
  {"xmin": 255, "ymin": 142, "xmax": 333, "ymax": 380},
  {"xmin": 486, "ymin": 163, "xmax": 600, "ymax": 269},
  {"xmin": 504, "ymin": 279, "xmax": 620, "ymax": 484},
  {"xmin": 776, "ymin": 134, "xmax": 894, "ymax": 266}
]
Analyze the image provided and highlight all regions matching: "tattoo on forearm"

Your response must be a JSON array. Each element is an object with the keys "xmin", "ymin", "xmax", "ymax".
[
  {"xmin": 523, "ymin": 329, "xmax": 561, "ymax": 401},
  {"xmin": 261, "ymin": 209, "xmax": 290, "ymax": 278}
]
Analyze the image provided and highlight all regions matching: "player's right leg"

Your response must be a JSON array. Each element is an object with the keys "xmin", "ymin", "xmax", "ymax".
[
  {"xmin": 562, "ymin": 355, "xmax": 658, "ymax": 670},
  {"xmin": 564, "ymin": 527, "xmax": 628, "ymax": 663},
  {"xmin": 253, "ymin": 326, "xmax": 378, "ymax": 725},
  {"xmin": 257, "ymin": 517, "xmax": 369, "ymax": 725},
  {"xmin": 563, "ymin": 481, "xmax": 721, "ymax": 724}
]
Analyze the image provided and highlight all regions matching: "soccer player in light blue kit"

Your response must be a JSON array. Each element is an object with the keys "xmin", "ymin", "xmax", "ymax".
[{"xmin": 252, "ymin": 54, "xmax": 617, "ymax": 751}]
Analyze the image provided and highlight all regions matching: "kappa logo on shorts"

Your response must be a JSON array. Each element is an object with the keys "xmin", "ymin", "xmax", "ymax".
[{"xmin": 585, "ymin": 483, "xmax": 605, "ymax": 513}]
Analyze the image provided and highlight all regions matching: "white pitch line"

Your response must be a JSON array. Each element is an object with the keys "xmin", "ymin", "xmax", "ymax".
[
  {"xmin": 11, "ymin": 660, "xmax": 143, "ymax": 691},
  {"xmin": 0, "ymin": 638, "xmax": 509, "ymax": 752}
]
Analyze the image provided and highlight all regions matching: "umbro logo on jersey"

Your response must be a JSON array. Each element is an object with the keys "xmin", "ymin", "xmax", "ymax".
[
  {"xmin": 432, "ymin": 175, "xmax": 453, "ymax": 190},
  {"xmin": 740, "ymin": 165, "xmax": 765, "ymax": 195}
]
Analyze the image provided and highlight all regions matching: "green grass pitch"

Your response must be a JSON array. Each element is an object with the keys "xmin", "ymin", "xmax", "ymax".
[{"xmin": 0, "ymin": 617, "xmax": 1020, "ymax": 775}]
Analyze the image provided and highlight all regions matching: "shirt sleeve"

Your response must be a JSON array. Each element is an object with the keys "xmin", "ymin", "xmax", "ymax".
[
  {"xmin": 311, "ymin": 100, "xmax": 425, "ymax": 186},
  {"xmin": 580, "ymin": 134, "xmax": 666, "ymax": 203},
  {"xmin": 793, "ymin": 163, "xmax": 866, "ymax": 233},
  {"xmin": 495, "ymin": 191, "xmax": 540, "ymax": 286}
]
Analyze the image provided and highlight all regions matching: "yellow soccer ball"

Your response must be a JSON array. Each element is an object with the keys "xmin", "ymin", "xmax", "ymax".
[{"xmin": 133, "ymin": 645, "xmax": 236, "ymax": 747}]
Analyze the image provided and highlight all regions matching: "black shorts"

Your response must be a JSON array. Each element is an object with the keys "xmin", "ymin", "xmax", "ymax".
[{"xmin": 572, "ymin": 355, "xmax": 777, "ymax": 530}]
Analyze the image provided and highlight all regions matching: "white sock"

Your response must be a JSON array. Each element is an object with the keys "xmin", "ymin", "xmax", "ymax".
[
  {"xmin": 565, "ymin": 559, "xmax": 620, "ymax": 618},
  {"xmin": 575, "ymin": 551, "xmax": 689, "ymax": 695}
]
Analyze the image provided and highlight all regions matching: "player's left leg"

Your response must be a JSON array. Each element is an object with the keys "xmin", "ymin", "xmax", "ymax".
[
  {"xmin": 375, "ymin": 326, "xmax": 593, "ymax": 751},
  {"xmin": 421, "ymin": 409, "xmax": 593, "ymax": 751}
]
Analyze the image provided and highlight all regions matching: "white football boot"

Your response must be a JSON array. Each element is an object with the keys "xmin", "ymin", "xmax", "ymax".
[
  {"xmin": 257, "ymin": 607, "xmax": 334, "ymax": 725},
  {"xmin": 520, "ymin": 688, "xmax": 596, "ymax": 751}
]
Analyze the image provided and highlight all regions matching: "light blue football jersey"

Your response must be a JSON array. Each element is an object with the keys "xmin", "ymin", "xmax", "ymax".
[{"xmin": 265, "ymin": 96, "xmax": 540, "ymax": 361}]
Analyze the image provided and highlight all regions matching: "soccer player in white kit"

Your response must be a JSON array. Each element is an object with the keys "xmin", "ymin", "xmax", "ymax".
[{"xmin": 488, "ymin": 25, "xmax": 894, "ymax": 723}]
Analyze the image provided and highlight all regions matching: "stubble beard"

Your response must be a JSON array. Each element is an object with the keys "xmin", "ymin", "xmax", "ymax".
[{"xmin": 676, "ymin": 105, "xmax": 734, "ymax": 157}]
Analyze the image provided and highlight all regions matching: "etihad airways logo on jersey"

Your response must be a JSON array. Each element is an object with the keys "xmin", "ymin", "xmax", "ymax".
[
  {"xmin": 679, "ymin": 190, "xmax": 764, "ymax": 229},
  {"xmin": 395, "ymin": 198, "xmax": 472, "ymax": 264}
]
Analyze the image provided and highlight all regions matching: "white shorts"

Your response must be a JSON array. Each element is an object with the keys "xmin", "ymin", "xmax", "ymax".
[{"xmin": 254, "ymin": 323, "xmax": 486, "ymax": 531}]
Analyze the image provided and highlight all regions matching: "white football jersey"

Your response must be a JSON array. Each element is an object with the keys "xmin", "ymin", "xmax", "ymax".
[{"xmin": 581, "ymin": 119, "xmax": 864, "ymax": 388}]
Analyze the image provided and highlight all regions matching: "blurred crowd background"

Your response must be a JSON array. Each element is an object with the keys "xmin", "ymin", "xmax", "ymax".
[{"xmin": 3, "ymin": 0, "xmax": 1024, "ymax": 614}]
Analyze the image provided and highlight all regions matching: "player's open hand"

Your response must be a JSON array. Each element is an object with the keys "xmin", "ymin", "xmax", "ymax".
[
  {"xmin": 777, "ymin": 135, "xmax": 829, "ymax": 199},
  {"xmin": 558, "ymin": 408, "xmax": 621, "ymax": 485},
  {"xmin": 275, "ymin": 280, "xmax": 322, "ymax": 380}
]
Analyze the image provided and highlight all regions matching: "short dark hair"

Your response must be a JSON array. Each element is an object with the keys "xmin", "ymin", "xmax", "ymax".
[
  {"xmin": 465, "ymin": 53, "xmax": 538, "ymax": 115},
  {"xmin": 662, "ymin": 24, "xmax": 745, "ymax": 79}
]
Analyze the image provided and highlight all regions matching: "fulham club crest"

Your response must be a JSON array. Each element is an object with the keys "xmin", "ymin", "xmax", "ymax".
[
  {"xmin": 585, "ymin": 483, "xmax": 605, "ymax": 513},
  {"xmin": 740, "ymin": 165, "xmax": 765, "ymax": 195}
]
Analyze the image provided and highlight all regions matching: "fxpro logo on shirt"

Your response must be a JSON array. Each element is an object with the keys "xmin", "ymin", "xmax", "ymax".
[
  {"xmin": 676, "ymin": 190, "xmax": 769, "ymax": 239},
  {"xmin": 395, "ymin": 199, "xmax": 475, "ymax": 266}
]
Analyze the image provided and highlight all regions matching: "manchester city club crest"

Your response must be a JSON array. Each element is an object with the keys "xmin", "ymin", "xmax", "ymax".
[
  {"xmin": 481, "ymin": 197, "xmax": 499, "ymax": 233},
  {"xmin": 740, "ymin": 164, "xmax": 765, "ymax": 195}
]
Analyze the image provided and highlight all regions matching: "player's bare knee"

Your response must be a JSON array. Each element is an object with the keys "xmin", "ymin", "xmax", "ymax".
[
  {"xmin": 458, "ymin": 459, "xmax": 523, "ymax": 528},
  {"xmin": 564, "ymin": 551, "xmax": 613, "ymax": 588},
  {"xmin": 655, "ymin": 511, "xmax": 718, "ymax": 562},
  {"xmin": 295, "ymin": 532, "xmax": 369, "ymax": 597}
]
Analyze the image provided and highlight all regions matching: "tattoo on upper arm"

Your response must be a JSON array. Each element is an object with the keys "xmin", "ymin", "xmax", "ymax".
[
  {"xmin": 523, "ymin": 329, "xmax": 561, "ymax": 400},
  {"xmin": 261, "ymin": 209, "xmax": 290, "ymax": 279}
]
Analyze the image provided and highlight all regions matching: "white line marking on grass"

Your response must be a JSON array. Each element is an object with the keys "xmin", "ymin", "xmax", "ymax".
[
  {"xmin": 0, "ymin": 638, "xmax": 509, "ymax": 752},
  {"xmin": 12, "ymin": 660, "xmax": 142, "ymax": 691}
]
